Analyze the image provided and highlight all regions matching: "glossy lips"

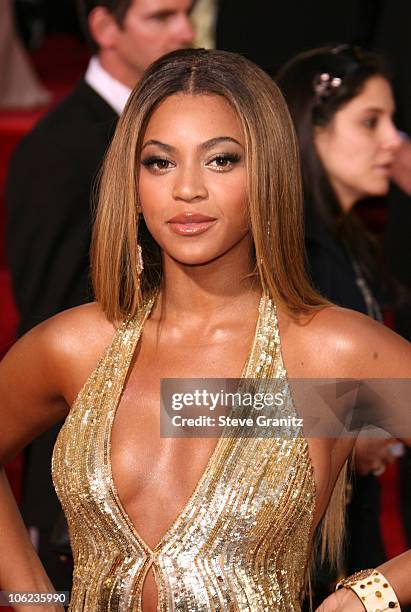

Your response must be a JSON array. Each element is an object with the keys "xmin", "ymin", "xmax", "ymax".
[{"xmin": 167, "ymin": 212, "xmax": 217, "ymax": 236}]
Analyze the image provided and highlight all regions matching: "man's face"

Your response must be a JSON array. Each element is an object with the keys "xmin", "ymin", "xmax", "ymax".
[{"xmin": 113, "ymin": 0, "xmax": 195, "ymax": 86}]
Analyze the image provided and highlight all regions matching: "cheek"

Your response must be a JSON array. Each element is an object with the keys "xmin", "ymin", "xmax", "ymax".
[
  {"xmin": 215, "ymin": 174, "xmax": 248, "ymax": 220},
  {"xmin": 138, "ymin": 199, "xmax": 166, "ymax": 250},
  {"xmin": 138, "ymin": 178, "xmax": 166, "ymax": 227},
  {"xmin": 131, "ymin": 23, "xmax": 165, "ymax": 51},
  {"xmin": 231, "ymin": 196, "xmax": 249, "ymax": 232},
  {"xmin": 322, "ymin": 130, "xmax": 372, "ymax": 181},
  {"xmin": 122, "ymin": 24, "xmax": 154, "ymax": 58},
  {"xmin": 216, "ymin": 199, "xmax": 249, "ymax": 242}
]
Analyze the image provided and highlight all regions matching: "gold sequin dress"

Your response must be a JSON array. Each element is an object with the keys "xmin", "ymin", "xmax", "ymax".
[{"xmin": 52, "ymin": 294, "xmax": 316, "ymax": 611}]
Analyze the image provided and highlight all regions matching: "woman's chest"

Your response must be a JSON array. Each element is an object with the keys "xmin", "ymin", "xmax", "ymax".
[
  {"xmin": 61, "ymin": 383, "xmax": 318, "ymax": 551},
  {"xmin": 110, "ymin": 341, "xmax": 353, "ymax": 542}
]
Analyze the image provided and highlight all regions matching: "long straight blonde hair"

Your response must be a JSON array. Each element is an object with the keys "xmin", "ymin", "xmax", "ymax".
[
  {"xmin": 91, "ymin": 48, "xmax": 345, "ymax": 580},
  {"xmin": 92, "ymin": 48, "xmax": 327, "ymax": 321}
]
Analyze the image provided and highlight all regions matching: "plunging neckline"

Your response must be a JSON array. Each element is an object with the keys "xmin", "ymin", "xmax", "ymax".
[{"xmin": 106, "ymin": 292, "xmax": 267, "ymax": 557}]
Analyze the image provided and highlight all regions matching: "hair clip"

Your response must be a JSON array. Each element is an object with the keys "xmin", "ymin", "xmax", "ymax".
[{"xmin": 313, "ymin": 72, "xmax": 343, "ymax": 101}]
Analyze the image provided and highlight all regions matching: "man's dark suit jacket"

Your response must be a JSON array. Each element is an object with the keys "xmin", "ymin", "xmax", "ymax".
[
  {"xmin": 6, "ymin": 80, "xmax": 117, "ymax": 588},
  {"xmin": 6, "ymin": 80, "xmax": 117, "ymax": 335}
]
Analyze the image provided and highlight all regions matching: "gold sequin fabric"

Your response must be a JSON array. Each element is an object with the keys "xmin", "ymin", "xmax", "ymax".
[{"xmin": 52, "ymin": 294, "xmax": 316, "ymax": 611}]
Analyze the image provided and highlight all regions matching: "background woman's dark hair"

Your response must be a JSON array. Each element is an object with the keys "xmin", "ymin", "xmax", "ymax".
[{"xmin": 276, "ymin": 45, "xmax": 390, "ymax": 285}]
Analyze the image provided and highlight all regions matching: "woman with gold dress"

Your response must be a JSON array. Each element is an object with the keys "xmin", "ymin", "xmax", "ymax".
[{"xmin": 0, "ymin": 49, "xmax": 411, "ymax": 611}]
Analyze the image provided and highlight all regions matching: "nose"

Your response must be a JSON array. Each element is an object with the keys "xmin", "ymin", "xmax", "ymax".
[
  {"xmin": 175, "ymin": 14, "xmax": 195, "ymax": 46},
  {"xmin": 172, "ymin": 163, "xmax": 208, "ymax": 202},
  {"xmin": 383, "ymin": 119, "xmax": 402, "ymax": 152}
]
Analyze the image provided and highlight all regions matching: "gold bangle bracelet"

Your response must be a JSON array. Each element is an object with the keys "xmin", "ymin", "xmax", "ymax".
[{"xmin": 336, "ymin": 569, "xmax": 401, "ymax": 611}]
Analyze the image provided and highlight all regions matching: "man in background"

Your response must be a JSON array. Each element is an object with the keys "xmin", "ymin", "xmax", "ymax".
[{"xmin": 6, "ymin": 0, "xmax": 194, "ymax": 588}]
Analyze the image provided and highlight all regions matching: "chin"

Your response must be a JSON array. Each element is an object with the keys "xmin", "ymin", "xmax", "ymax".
[
  {"xmin": 167, "ymin": 249, "xmax": 225, "ymax": 267},
  {"xmin": 363, "ymin": 179, "xmax": 390, "ymax": 198}
]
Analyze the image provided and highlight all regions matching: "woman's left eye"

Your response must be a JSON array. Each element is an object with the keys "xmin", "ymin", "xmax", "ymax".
[
  {"xmin": 363, "ymin": 116, "xmax": 378, "ymax": 129},
  {"xmin": 208, "ymin": 154, "xmax": 241, "ymax": 170}
]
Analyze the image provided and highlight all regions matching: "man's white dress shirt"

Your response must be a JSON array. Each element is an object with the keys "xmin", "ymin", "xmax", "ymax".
[{"xmin": 85, "ymin": 56, "xmax": 132, "ymax": 115}]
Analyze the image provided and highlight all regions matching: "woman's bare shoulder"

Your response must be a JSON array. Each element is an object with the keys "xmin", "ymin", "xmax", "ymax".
[
  {"xmin": 34, "ymin": 301, "xmax": 115, "ymax": 348},
  {"xmin": 0, "ymin": 303, "xmax": 119, "ymax": 462},
  {"xmin": 22, "ymin": 302, "xmax": 114, "ymax": 366},
  {"xmin": 280, "ymin": 305, "xmax": 411, "ymax": 378},
  {"xmin": 6, "ymin": 302, "xmax": 118, "ymax": 406},
  {"xmin": 42, "ymin": 303, "xmax": 118, "ymax": 399}
]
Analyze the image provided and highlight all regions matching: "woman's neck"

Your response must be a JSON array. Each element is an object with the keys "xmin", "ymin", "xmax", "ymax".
[
  {"xmin": 330, "ymin": 178, "xmax": 358, "ymax": 212},
  {"xmin": 155, "ymin": 239, "xmax": 262, "ymax": 322}
]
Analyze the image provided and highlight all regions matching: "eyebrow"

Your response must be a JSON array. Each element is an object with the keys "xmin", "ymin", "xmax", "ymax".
[
  {"xmin": 144, "ymin": 1, "xmax": 195, "ymax": 20},
  {"xmin": 145, "ymin": 9, "xmax": 175, "ymax": 19},
  {"xmin": 361, "ymin": 106, "xmax": 395, "ymax": 115},
  {"xmin": 141, "ymin": 137, "xmax": 243, "ymax": 153}
]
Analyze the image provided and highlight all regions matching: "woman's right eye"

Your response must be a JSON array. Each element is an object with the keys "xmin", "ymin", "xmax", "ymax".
[
  {"xmin": 141, "ymin": 156, "xmax": 174, "ymax": 171},
  {"xmin": 363, "ymin": 116, "xmax": 378, "ymax": 130}
]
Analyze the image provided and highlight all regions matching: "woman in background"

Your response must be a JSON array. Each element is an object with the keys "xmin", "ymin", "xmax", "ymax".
[
  {"xmin": 277, "ymin": 45, "xmax": 402, "ymax": 319},
  {"xmin": 277, "ymin": 45, "xmax": 405, "ymax": 601}
]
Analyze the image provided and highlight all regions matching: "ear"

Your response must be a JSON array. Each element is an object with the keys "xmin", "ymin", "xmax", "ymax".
[
  {"xmin": 313, "ymin": 124, "xmax": 325, "ymax": 140},
  {"xmin": 313, "ymin": 124, "xmax": 329, "ymax": 157},
  {"xmin": 88, "ymin": 6, "xmax": 121, "ymax": 50}
]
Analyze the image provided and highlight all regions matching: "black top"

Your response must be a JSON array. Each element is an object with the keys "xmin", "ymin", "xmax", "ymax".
[{"xmin": 304, "ymin": 210, "xmax": 368, "ymax": 314}]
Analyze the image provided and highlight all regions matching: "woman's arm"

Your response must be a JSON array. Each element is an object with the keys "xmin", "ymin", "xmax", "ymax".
[
  {"xmin": 0, "ymin": 303, "xmax": 114, "ymax": 610},
  {"xmin": 316, "ymin": 551, "xmax": 411, "ymax": 611},
  {"xmin": 306, "ymin": 307, "xmax": 411, "ymax": 446},
  {"xmin": 313, "ymin": 308, "xmax": 411, "ymax": 610},
  {"xmin": 0, "ymin": 318, "xmax": 71, "ymax": 609},
  {"xmin": 0, "ymin": 468, "xmax": 60, "ymax": 599}
]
